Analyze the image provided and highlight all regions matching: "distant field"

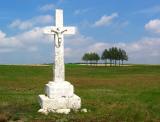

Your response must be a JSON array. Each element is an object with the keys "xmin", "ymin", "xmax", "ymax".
[{"xmin": 0, "ymin": 64, "xmax": 160, "ymax": 121}]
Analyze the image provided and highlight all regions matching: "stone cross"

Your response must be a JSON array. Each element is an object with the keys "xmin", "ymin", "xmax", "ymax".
[
  {"xmin": 39, "ymin": 9, "xmax": 81, "ymax": 114},
  {"xmin": 44, "ymin": 9, "xmax": 76, "ymax": 82}
]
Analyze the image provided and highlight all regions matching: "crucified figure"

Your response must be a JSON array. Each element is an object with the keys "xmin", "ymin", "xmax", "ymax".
[{"xmin": 51, "ymin": 28, "xmax": 67, "ymax": 48}]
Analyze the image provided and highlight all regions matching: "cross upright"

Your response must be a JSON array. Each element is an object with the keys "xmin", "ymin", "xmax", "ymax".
[{"xmin": 44, "ymin": 9, "xmax": 76, "ymax": 82}]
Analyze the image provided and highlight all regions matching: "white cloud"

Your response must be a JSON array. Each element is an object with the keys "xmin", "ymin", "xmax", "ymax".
[
  {"xmin": 74, "ymin": 9, "xmax": 89, "ymax": 15},
  {"xmin": 16, "ymin": 27, "xmax": 46, "ymax": 44},
  {"xmin": 63, "ymin": 32, "xmax": 95, "ymax": 62},
  {"xmin": 65, "ymin": 31, "xmax": 93, "ymax": 47},
  {"xmin": 0, "ymin": 25, "xmax": 160, "ymax": 64},
  {"xmin": 32, "ymin": 15, "xmax": 53, "ymax": 25},
  {"xmin": 0, "ymin": 30, "xmax": 6, "ymax": 38},
  {"xmin": 64, "ymin": 32, "xmax": 160, "ymax": 64},
  {"xmin": 0, "ymin": 26, "xmax": 49, "ymax": 53},
  {"xmin": 27, "ymin": 46, "xmax": 38, "ymax": 52},
  {"xmin": 145, "ymin": 19, "xmax": 160, "ymax": 34},
  {"xmin": 10, "ymin": 19, "xmax": 33, "ymax": 30},
  {"xmin": 87, "ymin": 38, "xmax": 160, "ymax": 55},
  {"xmin": 0, "ymin": 48, "xmax": 14, "ymax": 53},
  {"xmin": 39, "ymin": 4, "xmax": 55, "ymax": 12},
  {"xmin": 0, "ymin": 35, "xmax": 22, "ymax": 53},
  {"xmin": 9, "ymin": 15, "xmax": 52, "ymax": 30},
  {"xmin": 93, "ymin": 13, "xmax": 118, "ymax": 27},
  {"xmin": 135, "ymin": 5, "xmax": 160, "ymax": 14},
  {"xmin": 86, "ymin": 38, "xmax": 160, "ymax": 64},
  {"xmin": 0, "ymin": 30, "xmax": 23, "ymax": 48},
  {"xmin": 64, "ymin": 48, "xmax": 72, "ymax": 57},
  {"xmin": 87, "ymin": 42, "xmax": 110, "ymax": 53}
]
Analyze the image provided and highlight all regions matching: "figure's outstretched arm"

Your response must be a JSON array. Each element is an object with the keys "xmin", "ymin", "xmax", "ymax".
[
  {"xmin": 51, "ymin": 30, "xmax": 58, "ymax": 34},
  {"xmin": 61, "ymin": 29, "xmax": 67, "ymax": 34},
  {"xmin": 54, "ymin": 34, "xmax": 56, "ymax": 41}
]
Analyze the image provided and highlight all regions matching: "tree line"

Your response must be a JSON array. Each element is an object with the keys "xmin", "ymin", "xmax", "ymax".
[{"xmin": 82, "ymin": 47, "xmax": 128, "ymax": 66}]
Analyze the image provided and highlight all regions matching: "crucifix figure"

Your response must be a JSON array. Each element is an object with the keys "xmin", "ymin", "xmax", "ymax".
[
  {"xmin": 51, "ymin": 28, "xmax": 67, "ymax": 48},
  {"xmin": 44, "ymin": 9, "xmax": 76, "ymax": 82}
]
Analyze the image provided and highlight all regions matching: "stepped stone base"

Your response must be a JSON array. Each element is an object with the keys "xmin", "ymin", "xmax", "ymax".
[{"xmin": 38, "ymin": 81, "xmax": 81, "ymax": 114}]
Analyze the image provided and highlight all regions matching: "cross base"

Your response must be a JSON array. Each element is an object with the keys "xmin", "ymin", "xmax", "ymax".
[
  {"xmin": 45, "ymin": 81, "xmax": 74, "ymax": 98},
  {"xmin": 38, "ymin": 81, "xmax": 81, "ymax": 114}
]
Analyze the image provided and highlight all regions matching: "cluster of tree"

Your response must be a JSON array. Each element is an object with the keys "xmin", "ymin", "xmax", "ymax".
[
  {"xmin": 82, "ymin": 52, "xmax": 100, "ymax": 65},
  {"xmin": 101, "ymin": 47, "xmax": 128, "ymax": 66},
  {"xmin": 82, "ymin": 47, "xmax": 128, "ymax": 66}
]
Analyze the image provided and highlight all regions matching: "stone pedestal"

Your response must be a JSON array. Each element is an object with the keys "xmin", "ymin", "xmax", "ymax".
[{"xmin": 38, "ymin": 81, "xmax": 81, "ymax": 114}]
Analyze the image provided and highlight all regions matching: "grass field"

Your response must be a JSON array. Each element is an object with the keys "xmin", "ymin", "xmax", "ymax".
[{"xmin": 0, "ymin": 64, "xmax": 160, "ymax": 122}]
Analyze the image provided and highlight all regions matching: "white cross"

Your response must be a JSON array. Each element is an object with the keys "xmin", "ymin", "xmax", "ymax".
[{"xmin": 44, "ymin": 9, "xmax": 76, "ymax": 82}]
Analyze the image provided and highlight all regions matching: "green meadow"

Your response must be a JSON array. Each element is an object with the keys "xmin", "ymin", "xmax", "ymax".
[{"xmin": 0, "ymin": 64, "xmax": 160, "ymax": 122}]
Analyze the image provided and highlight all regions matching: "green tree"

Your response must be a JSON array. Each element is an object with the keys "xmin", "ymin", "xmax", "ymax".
[
  {"xmin": 107, "ymin": 47, "xmax": 128, "ymax": 66},
  {"xmin": 89, "ymin": 52, "xmax": 100, "ymax": 65},
  {"xmin": 113, "ymin": 47, "xmax": 119, "ymax": 66},
  {"xmin": 121, "ymin": 49, "xmax": 128, "ymax": 65},
  {"xmin": 82, "ymin": 53, "xmax": 90, "ymax": 64},
  {"xmin": 101, "ymin": 49, "xmax": 109, "ymax": 66},
  {"xmin": 82, "ymin": 52, "xmax": 100, "ymax": 65},
  {"xmin": 109, "ymin": 47, "xmax": 118, "ymax": 66},
  {"xmin": 82, "ymin": 47, "xmax": 128, "ymax": 66},
  {"xmin": 118, "ymin": 48, "xmax": 123, "ymax": 66},
  {"xmin": 93, "ymin": 53, "xmax": 100, "ymax": 66},
  {"xmin": 108, "ymin": 48, "xmax": 113, "ymax": 66}
]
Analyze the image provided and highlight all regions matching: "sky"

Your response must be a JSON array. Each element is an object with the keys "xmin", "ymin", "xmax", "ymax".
[{"xmin": 0, "ymin": 0, "xmax": 160, "ymax": 64}]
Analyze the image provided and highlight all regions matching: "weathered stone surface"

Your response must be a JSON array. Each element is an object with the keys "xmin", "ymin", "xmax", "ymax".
[
  {"xmin": 56, "ymin": 109, "xmax": 70, "ymax": 114},
  {"xmin": 45, "ymin": 81, "xmax": 74, "ymax": 98},
  {"xmin": 43, "ymin": 9, "xmax": 76, "ymax": 82},
  {"xmin": 81, "ymin": 108, "xmax": 88, "ymax": 113},
  {"xmin": 38, "ymin": 109, "xmax": 48, "ymax": 115},
  {"xmin": 38, "ymin": 94, "xmax": 81, "ymax": 112}
]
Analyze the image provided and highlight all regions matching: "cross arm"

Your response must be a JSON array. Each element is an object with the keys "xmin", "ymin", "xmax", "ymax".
[
  {"xmin": 63, "ymin": 27, "xmax": 77, "ymax": 35},
  {"xmin": 43, "ymin": 26, "xmax": 57, "ymax": 35},
  {"xmin": 43, "ymin": 26, "xmax": 77, "ymax": 35}
]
